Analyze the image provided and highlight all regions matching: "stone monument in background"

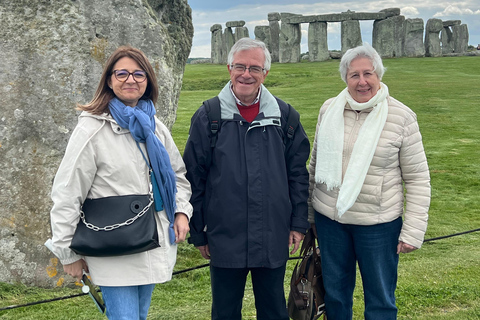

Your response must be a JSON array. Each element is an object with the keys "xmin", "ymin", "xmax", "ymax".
[
  {"xmin": 210, "ymin": 8, "xmax": 470, "ymax": 63},
  {"xmin": 0, "ymin": 0, "xmax": 193, "ymax": 287}
]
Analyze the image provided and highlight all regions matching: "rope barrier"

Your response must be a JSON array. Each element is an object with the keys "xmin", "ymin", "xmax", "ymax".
[{"xmin": 1, "ymin": 228, "xmax": 479, "ymax": 312}]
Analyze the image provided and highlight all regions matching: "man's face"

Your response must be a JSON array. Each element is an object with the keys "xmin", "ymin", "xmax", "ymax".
[{"xmin": 228, "ymin": 48, "xmax": 269, "ymax": 105}]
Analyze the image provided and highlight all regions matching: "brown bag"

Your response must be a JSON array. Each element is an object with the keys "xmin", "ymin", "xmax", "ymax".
[{"xmin": 288, "ymin": 227, "xmax": 326, "ymax": 320}]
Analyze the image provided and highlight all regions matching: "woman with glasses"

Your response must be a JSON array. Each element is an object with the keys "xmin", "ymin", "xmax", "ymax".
[{"xmin": 48, "ymin": 46, "xmax": 192, "ymax": 319}]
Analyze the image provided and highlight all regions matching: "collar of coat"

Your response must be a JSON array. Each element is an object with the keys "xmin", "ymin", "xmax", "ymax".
[{"xmin": 218, "ymin": 81, "xmax": 281, "ymax": 129}]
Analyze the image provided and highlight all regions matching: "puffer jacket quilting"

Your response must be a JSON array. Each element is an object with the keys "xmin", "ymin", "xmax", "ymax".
[{"xmin": 308, "ymin": 95, "xmax": 431, "ymax": 249}]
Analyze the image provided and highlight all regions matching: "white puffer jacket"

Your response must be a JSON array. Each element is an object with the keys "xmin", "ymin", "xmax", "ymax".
[{"xmin": 308, "ymin": 96, "xmax": 430, "ymax": 249}]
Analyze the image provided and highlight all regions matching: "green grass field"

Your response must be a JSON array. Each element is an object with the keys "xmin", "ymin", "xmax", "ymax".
[{"xmin": 1, "ymin": 56, "xmax": 480, "ymax": 319}]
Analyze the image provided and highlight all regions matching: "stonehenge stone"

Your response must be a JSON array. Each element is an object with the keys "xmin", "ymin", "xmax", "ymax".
[
  {"xmin": 268, "ymin": 12, "xmax": 281, "ymax": 21},
  {"xmin": 0, "ymin": 0, "xmax": 193, "ymax": 287},
  {"xmin": 373, "ymin": 14, "xmax": 405, "ymax": 58},
  {"xmin": 255, "ymin": 26, "xmax": 272, "ymax": 53},
  {"xmin": 443, "ymin": 20, "xmax": 461, "ymax": 27},
  {"xmin": 224, "ymin": 27, "xmax": 235, "ymax": 62},
  {"xmin": 234, "ymin": 27, "xmax": 250, "ymax": 42},
  {"xmin": 210, "ymin": 8, "xmax": 470, "ymax": 63},
  {"xmin": 341, "ymin": 20, "xmax": 363, "ymax": 54},
  {"xmin": 268, "ymin": 12, "xmax": 281, "ymax": 63},
  {"xmin": 308, "ymin": 22, "xmax": 329, "ymax": 62},
  {"xmin": 211, "ymin": 24, "xmax": 224, "ymax": 64},
  {"xmin": 404, "ymin": 18, "xmax": 425, "ymax": 57},
  {"xmin": 425, "ymin": 18, "xmax": 443, "ymax": 57},
  {"xmin": 441, "ymin": 27, "xmax": 455, "ymax": 54},
  {"xmin": 279, "ymin": 13, "xmax": 302, "ymax": 63},
  {"xmin": 453, "ymin": 24, "xmax": 469, "ymax": 53},
  {"xmin": 226, "ymin": 20, "xmax": 246, "ymax": 28}
]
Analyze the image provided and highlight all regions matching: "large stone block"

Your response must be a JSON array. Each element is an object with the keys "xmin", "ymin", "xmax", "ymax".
[
  {"xmin": 373, "ymin": 15, "xmax": 405, "ymax": 58},
  {"xmin": 341, "ymin": 20, "xmax": 362, "ymax": 54},
  {"xmin": 453, "ymin": 24, "xmax": 469, "ymax": 53},
  {"xmin": 279, "ymin": 13, "xmax": 302, "ymax": 63},
  {"xmin": 211, "ymin": 26, "xmax": 224, "ymax": 64},
  {"xmin": 269, "ymin": 18, "xmax": 281, "ymax": 63},
  {"xmin": 404, "ymin": 18, "xmax": 425, "ymax": 57},
  {"xmin": 308, "ymin": 22, "xmax": 329, "ymax": 62},
  {"xmin": 425, "ymin": 18, "xmax": 443, "ymax": 57},
  {"xmin": 0, "ymin": 0, "xmax": 193, "ymax": 287},
  {"xmin": 255, "ymin": 26, "xmax": 272, "ymax": 52}
]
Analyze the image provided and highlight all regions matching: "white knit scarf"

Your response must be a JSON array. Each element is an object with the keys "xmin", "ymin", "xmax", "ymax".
[{"xmin": 315, "ymin": 82, "xmax": 389, "ymax": 217}]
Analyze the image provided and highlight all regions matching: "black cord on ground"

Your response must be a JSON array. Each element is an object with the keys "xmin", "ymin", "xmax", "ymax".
[{"xmin": 1, "ymin": 228, "xmax": 479, "ymax": 312}]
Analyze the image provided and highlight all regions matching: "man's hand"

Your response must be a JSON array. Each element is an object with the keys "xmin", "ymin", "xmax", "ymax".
[
  {"xmin": 174, "ymin": 212, "xmax": 190, "ymax": 243},
  {"xmin": 289, "ymin": 231, "xmax": 305, "ymax": 255},
  {"xmin": 197, "ymin": 245, "xmax": 211, "ymax": 260}
]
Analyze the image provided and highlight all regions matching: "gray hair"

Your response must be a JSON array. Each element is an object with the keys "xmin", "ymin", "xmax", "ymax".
[
  {"xmin": 339, "ymin": 43, "xmax": 385, "ymax": 83},
  {"xmin": 227, "ymin": 37, "xmax": 272, "ymax": 72}
]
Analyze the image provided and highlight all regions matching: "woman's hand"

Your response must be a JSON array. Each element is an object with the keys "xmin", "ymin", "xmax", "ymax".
[
  {"xmin": 174, "ymin": 212, "xmax": 190, "ymax": 243},
  {"xmin": 397, "ymin": 241, "xmax": 417, "ymax": 254},
  {"xmin": 63, "ymin": 259, "xmax": 88, "ymax": 282}
]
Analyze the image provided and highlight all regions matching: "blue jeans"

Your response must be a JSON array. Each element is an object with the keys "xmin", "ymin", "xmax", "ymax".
[
  {"xmin": 315, "ymin": 213, "xmax": 402, "ymax": 320},
  {"xmin": 99, "ymin": 284, "xmax": 155, "ymax": 320},
  {"xmin": 210, "ymin": 265, "xmax": 289, "ymax": 320}
]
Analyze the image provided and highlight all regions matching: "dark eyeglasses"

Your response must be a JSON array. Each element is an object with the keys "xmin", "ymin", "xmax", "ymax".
[
  {"xmin": 112, "ymin": 69, "xmax": 147, "ymax": 83},
  {"xmin": 230, "ymin": 64, "xmax": 265, "ymax": 74}
]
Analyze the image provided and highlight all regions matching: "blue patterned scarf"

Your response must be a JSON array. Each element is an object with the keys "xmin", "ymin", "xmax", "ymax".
[{"xmin": 109, "ymin": 97, "xmax": 177, "ymax": 245}]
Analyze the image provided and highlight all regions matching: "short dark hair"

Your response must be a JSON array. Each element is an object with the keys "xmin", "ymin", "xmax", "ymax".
[{"xmin": 77, "ymin": 46, "xmax": 159, "ymax": 114}]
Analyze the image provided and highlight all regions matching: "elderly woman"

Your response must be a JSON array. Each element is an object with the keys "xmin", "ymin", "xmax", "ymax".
[
  {"xmin": 308, "ymin": 44, "xmax": 431, "ymax": 319},
  {"xmin": 47, "ymin": 46, "xmax": 192, "ymax": 319}
]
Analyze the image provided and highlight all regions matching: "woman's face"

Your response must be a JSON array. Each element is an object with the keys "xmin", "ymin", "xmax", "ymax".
[
  {"xmin": 108, "ymin": 57, "xmax": 148, "ymax": 107},
  {"xmin": 346, "ymin": 57, "xmax": 380, "ymax": 103}
]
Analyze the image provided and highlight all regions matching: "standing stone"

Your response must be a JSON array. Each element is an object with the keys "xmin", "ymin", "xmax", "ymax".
[
  {"xmin": 341, "ymin": 20, "xmax": 362, "ymax": 54},
  {"xmin": 255, "ymin": 26, "xmax": 272, "ymax": 52},
  {"xmin": 403, "ymin": 18, "xmax": 425, "ymax": 57},
  {"xmin": 441, "ymin": 27, "xmax": 455, "ymax": 54},
  {"xmin": 373, "ymin": 15, "xmax": 405, "ymax": 58},
  {"xmin": 268, "ymin": 12, "xmax": 281, "ymax": 63},
  {"xmin": 224, "ymin": 27, "xmax": 235, "ymax": 62},
  {"xmin": 453, "ymin": 24, "xmax": 469, "ymax": 53},
  {"xmin": 211, "ymin": 24, "xmax": 224, "ymax": 64},
  {"xmin": 425, "ymin": 18, "xmax": 443, "ymax": 57},
  {"xmin": 279, "ymin": 13, "xmax": 302, "ymax": 63},
  {"xmin": 234, "ymin": 27, "xmax": 250, "ymax": 42},
  {"xmin": 0, "ymin": 0, "xmax": 193, "ymax": 287},
  {"xmin": 308, "ymin": 22, "xmax": 329, "ymax": 62}
]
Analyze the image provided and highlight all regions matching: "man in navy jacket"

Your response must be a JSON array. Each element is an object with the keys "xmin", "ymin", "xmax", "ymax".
[{"xmin": 183, "ymin": 38, "xmax": 310, "ymax": 320}]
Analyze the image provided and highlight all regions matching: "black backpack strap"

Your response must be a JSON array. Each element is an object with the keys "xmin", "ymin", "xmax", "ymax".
[
  {"xmin": 276, "ymin": 97, "xmax": 300, "ymax": 146},
  {"xmin": 203, "ymin": 96, "xmax": 221, "ymax": 148},
  {"xmin": 285, "ymin": 104, "xmax": 300, "ymax": 144}
]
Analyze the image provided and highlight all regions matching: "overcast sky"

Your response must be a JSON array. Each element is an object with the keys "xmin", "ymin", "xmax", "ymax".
[{"xmin": 187, "ymin": 0, "xmax": 480, "ymax": 58}]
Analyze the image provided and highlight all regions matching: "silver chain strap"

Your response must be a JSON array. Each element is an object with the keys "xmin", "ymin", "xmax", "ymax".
[{"xmin": 79, "ymin": 195, "xmax": 154, "ymax": 232}]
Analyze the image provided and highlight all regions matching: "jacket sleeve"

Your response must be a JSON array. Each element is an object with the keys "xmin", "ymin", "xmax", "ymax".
[
  {"xmin": 285, "ymin": 110, "xmax": 311, "ymax": 234},
  {"xmin": 49, "ymin": 124, "xmax": 97, "ymax": 265},
  {"xmin": 183, "ymin": 107, "xmax": 211, "ymax": 246},
  {"xmin": 398, "ymin": 110, "xmax": 431, "ymax": 249}
]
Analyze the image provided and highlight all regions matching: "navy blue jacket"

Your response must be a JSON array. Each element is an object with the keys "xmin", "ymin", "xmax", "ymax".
[{"xmin": 184, "ymin": 83, "xmax": 310, "ymax": 268}]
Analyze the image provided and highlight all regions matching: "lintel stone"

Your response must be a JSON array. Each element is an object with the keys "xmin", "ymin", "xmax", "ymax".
[
  {"xmin": 443, "ymin": 20, "xmax": 461, "ymax": 27},
  {"xmin": 282, "ymin": 11, "xmax": 395, "ymax": 24},
  {"xmin": 226, "ymin": 20, "xmax": 245, "ymax": 28}
]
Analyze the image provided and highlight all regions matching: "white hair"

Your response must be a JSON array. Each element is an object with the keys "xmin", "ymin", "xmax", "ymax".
[{"xmin": 339, "ymin": 43, "xmax": 385, "ymax": 83}]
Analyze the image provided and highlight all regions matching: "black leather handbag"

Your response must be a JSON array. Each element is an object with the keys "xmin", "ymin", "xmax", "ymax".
[{"xmin": 70, "ymin": 193, "xmax": 160, "ymax": 257}]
